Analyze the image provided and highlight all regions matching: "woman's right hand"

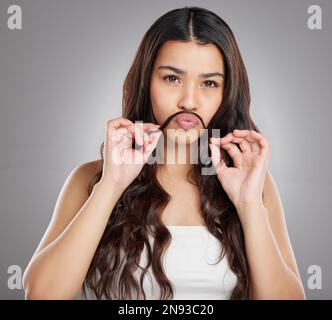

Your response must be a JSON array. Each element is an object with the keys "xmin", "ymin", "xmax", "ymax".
[{"xmin": 99, "ymin": 117, "xmax": 162, "ymax": 189}]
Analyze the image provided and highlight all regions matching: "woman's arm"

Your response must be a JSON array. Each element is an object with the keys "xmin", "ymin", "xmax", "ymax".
[
  {"xmin": 210, "ymin": 130, "xmax": 306, "ymax": 299},
  {"xmin": 22, "ymin": 162, "xmax": 125, "ymax": 300},
  {"xmin": 23, "ymin": 117, "xmax": 162, "ymax": 300},
  {"xmin": 237, "ymin": 171, "xmax": 306, "ymax": 300}
]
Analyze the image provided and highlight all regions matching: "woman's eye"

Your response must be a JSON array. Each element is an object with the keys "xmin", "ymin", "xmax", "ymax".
[
  {"xmin": 163, "ymin": 75, "xmax": 219, "ymax": 88},
  {"xmin": 163, "ymin": 75, "xmax": 179, "ymax": 83},
  {"xmin": 203, "ymin": 80, "xmax": 219, "ymax": 88}
]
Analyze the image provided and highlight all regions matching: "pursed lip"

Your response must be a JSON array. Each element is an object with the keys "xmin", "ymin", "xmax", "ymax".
[{"xmin": 175, "ymin": 113, "xmax": 200, "ymax": 130}]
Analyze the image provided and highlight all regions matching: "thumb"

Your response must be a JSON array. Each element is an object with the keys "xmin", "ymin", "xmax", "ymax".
[
  {"xmin": 209, "ymin": 143, "xmax": 225, "ymax": 174},
  {"xmin": 143, "ymin": 131, "xmax": 162, "ymax": 163},
  {"xmin": 107, "ymin": 126, "xmax": 121, "ymax": 147}
]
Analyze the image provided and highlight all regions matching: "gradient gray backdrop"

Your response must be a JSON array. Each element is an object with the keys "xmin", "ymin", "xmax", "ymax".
[{"xmin": 0, "ymin": 0, "xmax": 331, "ymax": 299}]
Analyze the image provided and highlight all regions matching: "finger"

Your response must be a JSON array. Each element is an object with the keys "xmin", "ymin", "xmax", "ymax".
[
  {"xmin": 106, "ymin": 126, "xmax": 122, "ymax": 146},
  {"xmin": 126, "ymin": 123, "xmax": 144, "ymax": 147},
  {"xmin": 232, "ymin": 129, "xmax": 258, "ymax": 143},
  {"xmin": 129, "ymin": 122, "xmax": 159, "ymax": 147},
  {"xmin": 143, "ymin": 131, "xmax": 162, "ymax": 161},
  {"xmin": 116, "ymin": 127, "xmax": 132, "ymax": 142},
  {"xmin": 135, "ymin": 123, "xmax": 144, "ymax": 147},
  {"xmin": 210, "ymin": 135, "xmax": 251, "ymax": 153},
  {"xmin": 143, "ymin": 129, "xmax": 154, "ymax": 151},
  {"xmin": 232, "ymin": 129, "xmax": 251, "ymax": 136},
  {"xmin": 211, "ymin": 131, "xmax": 242, "ymax": 147},
  {"xmin": 237, "ymin": 130, "xmax": 269, "ymax": 155},
  {"xmin": 117, "ymin": 127, "xmax": 130, "ymax": 135},
  {"xmin": 250, "ymin": 130, "xmax": 271, "ymax": 157},
  {"xmin": 209, "ymin": 143, "xmax": 226, "ymax": 174},
  {"xmin": 106, "ymin": 118, "xmax": 132, "ymax": 146},
  {"xmin": 230, "ymin": 136, "xmax": 258, "ymax": 153},
  {"xmin": 130, "ymin": 121, "xmax": 160, "ymax": 135},
  {"xmin": 250, "ymin": 141, "xmax": 260, "ymax": 153},
  {"xmin": 108, "ymin": 117, "xmax": 133, "ymax": 130},
  {"xmin": 135, "ymin": 123, "xmax": 151, "ymax": 151},
  {"xmin": 233, "ymin": 129, "xmax": 260, "ymax": 153},
  {"xmin": 226, "ymin": 136, "xmax": 251, "ymax": 153},
  {"xmin": 210, "ymin": 132, "xmax": 233, "ymax": 145},
  {"xmin": 209, "ymin": 136, "xmax": 223, "ymax": 145},
  {"xmin": 142, "ymin": 123, "xmax": 161, "ymax": 131},
  {"xmin": 220, "ymin": 142, "xmax": 243, "ymax": 167}
]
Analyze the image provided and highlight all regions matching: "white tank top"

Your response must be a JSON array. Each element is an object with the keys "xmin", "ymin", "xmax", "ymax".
[
  {"xmin": 133, "ymin": 225, "xmax": 238, "ymax": 300},
  {"xmin": 81, "ymin": 225, "xmax": 238, "ymax": 300}
]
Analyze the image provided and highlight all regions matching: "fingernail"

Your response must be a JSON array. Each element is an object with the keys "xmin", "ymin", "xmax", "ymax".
[{"xmin": 147, "ymin": 129, "xmax": 160, "ymax": 135}]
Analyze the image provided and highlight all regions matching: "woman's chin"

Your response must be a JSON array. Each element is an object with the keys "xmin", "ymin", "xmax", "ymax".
[{"xmin": 166, "ymin": 128, "xmax": 200, "ymax": 145}]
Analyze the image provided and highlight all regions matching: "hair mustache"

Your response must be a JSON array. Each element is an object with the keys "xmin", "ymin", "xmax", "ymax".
[
  {"xmin": 132, "ymin": 111, "xmax": 206, "ymax": 150},
  {"xmin": 151, "ymin": 110, "xmax": 206, "ymax": 133}
]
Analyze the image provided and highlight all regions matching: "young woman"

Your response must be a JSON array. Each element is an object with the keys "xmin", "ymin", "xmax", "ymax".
[{"xmin": 22, "ymin": 6, "xmax": 306, "ymax": 300}]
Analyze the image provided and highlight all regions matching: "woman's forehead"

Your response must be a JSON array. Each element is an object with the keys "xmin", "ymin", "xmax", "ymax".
[{"xmin": 154, "ymin": 40, "xmax": 225, "ymax": 74}]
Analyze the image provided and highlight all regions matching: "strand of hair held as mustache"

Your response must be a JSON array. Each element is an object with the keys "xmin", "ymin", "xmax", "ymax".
[{"xmin": 131, "ymin": 111, "xmax": 207, "ymax": 150}]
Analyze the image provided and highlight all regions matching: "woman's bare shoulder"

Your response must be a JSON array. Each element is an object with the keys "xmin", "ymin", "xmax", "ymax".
[
  {"xmin": 71, "ymin": 159, "xmax": 103, "ymax": 194},
  {"xmin": 80, "ymin": 159, "xmax": 103, "ymax": 175},
  {"xmin": 27, "ymin": 159, "xmax": 104, "ymax": 260},
  {"xmin": 80, "ymin": 158, "xmax": 102, "ymax": 180}
]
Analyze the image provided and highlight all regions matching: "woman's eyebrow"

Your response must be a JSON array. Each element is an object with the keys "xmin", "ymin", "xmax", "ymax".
[{"xmin": 157, "ymin": 65, "xmax": 224, "ymax": 78}]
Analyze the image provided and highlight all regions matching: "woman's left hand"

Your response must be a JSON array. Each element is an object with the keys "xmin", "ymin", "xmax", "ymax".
[{"xmin": 209, "ymin": 129, "xmax": 271, "ymax": 211}]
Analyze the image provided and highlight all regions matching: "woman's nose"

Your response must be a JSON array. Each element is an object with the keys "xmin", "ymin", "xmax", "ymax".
[
  {"xmin": 178, "ymin": 86, "xmax": 199, "ymax": 111},
  {"xmin": 178, "ymin": 105, "xmax": 197, "ymax": 112}
]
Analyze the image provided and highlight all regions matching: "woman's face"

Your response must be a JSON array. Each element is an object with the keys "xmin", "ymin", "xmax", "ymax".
[{"xmin": 149, "ymin": 40, "xmax": 225, "ymax": 143}]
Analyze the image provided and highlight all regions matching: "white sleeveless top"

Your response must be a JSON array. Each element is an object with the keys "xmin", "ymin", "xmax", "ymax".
[
  {"xmin": 132, "ymin": 225, "xmax": 238, "ymax": 300},
  {"xmin": 82, "ymin": 225, "xmax": 238, "ymax": 300}
]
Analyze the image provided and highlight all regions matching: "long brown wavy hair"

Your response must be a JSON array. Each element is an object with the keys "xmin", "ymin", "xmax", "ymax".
[{"xmin": 81, "ymin": 6, "xmax": 261, "ymax": 300}]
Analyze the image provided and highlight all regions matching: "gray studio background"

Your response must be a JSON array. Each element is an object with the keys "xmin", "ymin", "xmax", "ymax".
[{"xmin": 0, "ymin": 0, "xmax": 331, "ymax": 299}]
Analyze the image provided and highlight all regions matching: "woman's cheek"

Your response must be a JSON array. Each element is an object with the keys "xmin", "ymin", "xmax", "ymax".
[
  {"xmin": 152, "ymin": 89, "xmax": 175, "ymax": 113},
  {"xmin": 150, "ymin": 97, "xmax": 170, "ymax": 124},
  {"xmin": 207, "ymin": 93, "xmax": 223, "ymax": 113},
  {"xmin": 156, "ymin": 83, "xmax": 175, "ymax": 101}
]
